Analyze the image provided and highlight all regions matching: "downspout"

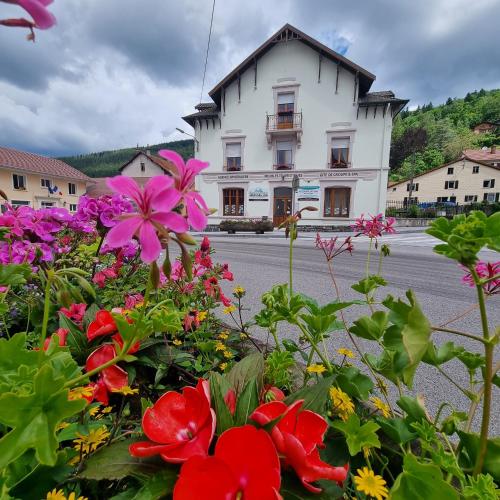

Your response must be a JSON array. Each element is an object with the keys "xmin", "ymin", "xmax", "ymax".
[{"xmin": 376, "ymin": 103, "xmax": 391, "ymax": 213}]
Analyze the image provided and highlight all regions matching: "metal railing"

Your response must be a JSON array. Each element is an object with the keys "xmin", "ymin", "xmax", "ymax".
[
  {"xmin": 328, "ymin": 161, "xmax": 351, "ymax": 169},
  {"xmin": 273, "ymin": 164, "xmax": 295, "ymax": 170},
  {"xmin": 386, "ymin": 200, "xmax": 500, "ymax": 218},
  {"xmin": 266, "ymin": 112, "xmax": 302, "ymax": 131},
  {"xmin": 223, "ymin": 165, "xmax": 243, "ymax": 172}
]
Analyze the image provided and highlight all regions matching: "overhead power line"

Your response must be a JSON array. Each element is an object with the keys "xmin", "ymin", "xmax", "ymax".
[{"xmin": 199, "ymin": 0, "xmax": 216, "ymax": 104}]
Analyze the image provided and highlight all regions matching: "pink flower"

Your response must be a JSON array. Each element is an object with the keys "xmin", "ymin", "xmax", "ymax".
[
  {"xmin": 315, "ymin": 233, "xmax": 354, "ymax": 261},
  {"xmin": 0, "ymin": 0, "xmax": 56, "ymax": 40},
  {"xmin": 158, "ymin": 150, "xmax": 210, "ymax": 230},
  {"xmin": 462, "ymin": 261, "xmax": 500, "ymax": 295},
  {"xmin": 104, "ymin": 176, "xmax": 188, "ymax": 264},
  {"xmin": 351, "ymin": 213, "xmax": 396, "ymax": 239},
  {"xmin": 60, "ymin": 303, "xmax": 86, "ymax": 325}
]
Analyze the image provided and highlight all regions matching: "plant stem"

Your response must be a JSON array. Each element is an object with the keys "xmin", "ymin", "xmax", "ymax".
[
  {"xmin": 38, "ymin": 271, "xmax": 53, "ymax": 356},
  {"xmin": 365, "ymin": 238, "xmax": 373, "ymax": 278},
  {"xmin": 472, "ymin": 268, "xmax": 493, "ymax": 476},
  {"xmin": 296, "ymin": 322, "xmax": 332, "ymax": 371},
  {"xmin": 436, "ymin": 365, "xmax": 473, "ymax": 399},
  {"xmin": 64, "ymin": 353, "xmax": 124, "ymax": 388},
  {"xmin": 431, "ymin": 325, "xmax": 487, "ymax": 344},
  {"xmin": 289, "ymin": 224, "xmax": 294, "ymax": 298}
]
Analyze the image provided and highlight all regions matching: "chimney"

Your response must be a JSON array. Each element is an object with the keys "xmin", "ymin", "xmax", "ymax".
[{"xmin": 491, "ymin": 145, "xmax": 497, "ymax": 154}]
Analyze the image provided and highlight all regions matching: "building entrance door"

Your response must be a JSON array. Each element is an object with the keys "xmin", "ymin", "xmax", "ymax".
[{"xmin": 273, "ymin": 187, "xmax": 292, "ymax": 227}]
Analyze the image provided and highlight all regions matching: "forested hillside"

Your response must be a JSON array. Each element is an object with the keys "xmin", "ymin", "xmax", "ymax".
[
  {"xmin": 60, "ymin": 139, "xmax": 194, "ymax": 177},
  {"xmin": 390, "ymin": 88, "xmax": 499, "ymax": 181}
]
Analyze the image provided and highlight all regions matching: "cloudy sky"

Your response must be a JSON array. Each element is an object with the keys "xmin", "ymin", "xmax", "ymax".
[{"xmin": 1, "ymin": 0, "xmax": 499, "ymax": 157}]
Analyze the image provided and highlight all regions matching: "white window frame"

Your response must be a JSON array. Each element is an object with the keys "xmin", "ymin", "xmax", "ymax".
[
  {"xmin": 221, "ymin": 136, "xmax": 245, "ymax": 172},
  {"xmin": 41, "ymin": 178, "xmax": 51, "ymax": 188},
  {"xmin": 68, "ymin": 182, "xmax": 77, "ymax": 195},
  {"xmin": 12, "ymin": 174, "xmax": 27, "ymax": 190},
  {"xmin": 325, "ymin": 130, "xmax": 355, "ymax": 168}
]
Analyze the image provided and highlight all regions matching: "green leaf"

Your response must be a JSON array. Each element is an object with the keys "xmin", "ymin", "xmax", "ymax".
[
  {"xmin": 131, "ymin": 468, "xmax": 178, "ymax": 500},
  {"xmin": 423, "ymin": 341, "xmax": 456, "ymax": 366},
  {"xmin": 285, "ymin": 376, "xmax": 335, "ymax": 415},
  {"xmin": 280, "ymin": 470, "xmax": 345, "ymax": 499},
  {"xmin": 335, "ymin": 366, "xmax": 374, "ymax": 400},
  {"xmin": 226, "ymin": 352, "xmax": 264, "ymax": 395},
  {"xmin": 0, "ymin": 263, "xmax": 32, "ymax": 286},
  {"xmin": 397, "ymin": 396, "xmax": 429, "ymax": 423},
  {"xmin": 383, "ymin": 290, "xmax": 431, "ymax": 387},
  {"xmin": 0, "ymin": 363, "xmax": 86, "ymax": 468},
  {"xmin": 390, "ymin": 454, "xmax": 459, "ymax": 499},
  {"xmin": 351, "ymin": 275, "xmax": 387, "ymax": 295},
  {"xmin": 233, "ymin": 379, "xmax": 259, "ymax": 426},
  {"xmin": 458, "ymin": 431, "xmax": 500, "ymax": 481},
  {"xmin": 463, "ymin": 473, "xmax": 500, "ymax": 500},
  {"xmin": 209, "ymin": 373, "xmax": 234, "ymax": 434},
  {"xmin": 79, "ymin": 440, "xmax": 164, "ymax": 481},
  {"xmin": 376, "ymin": 417, "xmax": 416, "ymax": 444},
  {"xmin": 331, "ymin": 414, "xmax": 380, "ymax": 456},
  {"xmin": 350, "ymin": 311, "xmax": 388, "ymax": 340}
]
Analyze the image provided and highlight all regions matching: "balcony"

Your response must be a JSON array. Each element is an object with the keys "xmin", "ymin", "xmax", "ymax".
[
  {"xmin": 223, "ymin": 165, "xmax": 243, "ymax": 172},
  {"xmin": 328, "ymin": 161, "xmax": 351, "ymax": 169},
  {"xmin": 273, "ymin": 163, "xmax": 295, "ymax": 170},
  {"xmin": 265, "ymin": 112, "xmax": 303, "ymax": 148}
]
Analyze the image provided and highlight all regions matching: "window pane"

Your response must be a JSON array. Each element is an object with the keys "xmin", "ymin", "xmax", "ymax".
[
  {"xmin": 277, "ymin": 92, "xmax": 294, "ymax": 104},
  {"xmin": 332, "ymin": 137, "xmax": 350, "ymax": 148},
  {"xmin": 226, "ymin": 143, "xmax": 241, "ymax": 157}
]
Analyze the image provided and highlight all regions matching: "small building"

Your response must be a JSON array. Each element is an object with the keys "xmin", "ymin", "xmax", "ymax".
[
  {"xmin": 472, "ymin": 122, "xmax": 499, "ymax": 135},
  {"xmin": 0, "ymin": 146, "xmax": 92, "ymax": 211},
  {"xmin": 463, "ymin": 146, "xmax": 500, "ymax": 167},
  {"xmin": 387, "ymin": 156, "xmax": 500, "ymax": 205},
  {"xmin": 86, "ymin": 150, "xmax": 175, "ymax": 198},
  {"xmin": 182, "ymin": 24, "xmax": 407, "ymax": 229}
]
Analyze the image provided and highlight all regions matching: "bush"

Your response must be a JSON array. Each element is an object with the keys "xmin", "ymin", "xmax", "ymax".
[{"xmin": 219, "ymin": 218, "xmax": 274, "ymax": 233}]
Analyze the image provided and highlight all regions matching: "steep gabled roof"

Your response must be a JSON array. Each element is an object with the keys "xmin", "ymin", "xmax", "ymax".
[
  {"xmin": 118, "ymin": 151, "xmax": 175, "ymax": 174},
  {"xmin": 0, "ymin": 146, "xmax": 91, "ymax": 182},
  {"xmin": 208, "ymin": 23, "xmax": 376, "ymax": 107}
]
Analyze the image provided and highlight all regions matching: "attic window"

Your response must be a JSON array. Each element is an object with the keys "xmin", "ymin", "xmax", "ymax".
[{"xmin": 140, "ymin": 162, "xmax": 145, "ymax": 172}]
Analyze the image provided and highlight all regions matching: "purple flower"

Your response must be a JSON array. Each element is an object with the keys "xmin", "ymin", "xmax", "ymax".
[
  {"xmin": 158, "ymin": 149, "xmax": 210, "ymax": 230},
  {"xmin": 104, "ymin": 176, "xmax": 187, "ymax": 264}
]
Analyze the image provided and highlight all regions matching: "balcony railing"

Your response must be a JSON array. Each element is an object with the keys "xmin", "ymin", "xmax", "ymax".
[
  {"xmin": 266, "ymin": 112, "xmax": 302, "ymax": 131},
  {"xmin": 223, "ymin": 165, "xmax": 243, "ymax": 172},
  {"xmin": 273, "ymin": 164, "xmax": 295, "ymax": 170},
  {"xmin": 328, "ymin": 161, "xmax": 351, "ymax": 169}
]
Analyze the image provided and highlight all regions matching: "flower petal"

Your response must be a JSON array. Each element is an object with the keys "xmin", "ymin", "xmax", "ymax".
[
  {"xmin": 17, "ymin": 0, "xmax": 56, "ymax": 28},
  {"xmin": 151, "ymin": 212, "xmax": 189, "ymax": 234},
  {"xmin": 138, "ymin": 221, "xmax": 161, "ymax": 264},
  {"xmin": 185, "ymin": 195, "xmax": 208, "ymax": 231},
  {"xmin": 151, "ymin": 187, "xmax": 181, "ymax": 213},
  {"xmin": 158, "ymin": 150, "xmax": 186, "ymax": 178},
  {"xmin": 144, "ymin": 176, "xmax": 175, "ymax": 209},
  {"xmin": 107, "ymin": 176, "xmax": 143, "ymax": 206},
  {"xmin": 104, "ymin": 216, "xmax": 142, "ymax": 249}
]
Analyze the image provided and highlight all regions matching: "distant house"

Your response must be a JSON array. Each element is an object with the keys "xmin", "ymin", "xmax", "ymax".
[
  {"xmin": 472, "ymin": 122, "xmax": 499, "ymax": 135},
  {"xmin": 463, "ymin": 146, "xmax": 500, "ymax": 167},
  {"xmin": 0, "ymin": 146, "xmax": 92, "ymax": 211},
  {"xmin": 86, "ymin": 150, "xmax": 175, "ymax": 197},
  {"xmin": 387, "ymin": 155, "xmax": 500, "ymax": 205}
]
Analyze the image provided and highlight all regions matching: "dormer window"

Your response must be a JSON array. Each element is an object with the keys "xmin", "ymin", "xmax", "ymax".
[
  {"xmin": 225, "ymin": 142, "xmax": 242, "ymax": 171},
  {"xmin": 330, "ymin": 137, "xmax": 350, "ymax": 168}
]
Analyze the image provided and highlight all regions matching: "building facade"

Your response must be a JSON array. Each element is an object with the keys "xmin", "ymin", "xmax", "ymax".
[
  {"xmin": 0, "ymin": 146, "xmax": 91, "ymax": 211},
  {"xmin": 182, "ymin": 24, "xmax": 407, "ymax": 229},
  {"xmin": 387, "ymin": 157, "xmax": 500, "ymax": 204}
]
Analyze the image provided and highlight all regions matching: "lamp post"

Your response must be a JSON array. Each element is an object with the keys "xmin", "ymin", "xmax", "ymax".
[{"xmin": 176, "ymin": 127, "xmax": 199, "ymax": 152}]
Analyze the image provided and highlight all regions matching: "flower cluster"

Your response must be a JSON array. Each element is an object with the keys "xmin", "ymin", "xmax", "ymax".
[
  {"xmin": 130, "ymin": 380, "xmax": 348, "ymax": 497},
  {"xmin": 351, "ymin": 213, "xmax": 396, "ymax": 239},
  {"xmin": 75, "ymin": 194, "xmax": 134, "ymax": 230},
  {"xmin": 462, "ymin": 260, "xmax": 500, "ymax": 295},
  {"xmin": 315, "ymin": 233, "xmax": 354, "ymax": 261},
  {"xmin": 0, "ymin": 205, "xmax": 94, "ymax": 267}
]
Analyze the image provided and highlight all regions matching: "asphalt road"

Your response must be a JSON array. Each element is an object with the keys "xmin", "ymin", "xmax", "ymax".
[{"xmin": 204, "ymin": 232, "xmax": 499, "ymax": 434}]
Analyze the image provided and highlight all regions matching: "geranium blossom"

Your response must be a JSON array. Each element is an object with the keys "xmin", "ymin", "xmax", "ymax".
[
  {"xmin": 251, "ymin": 400, "xmax": 348, "ymax": 493},
  {"xmin": 158, "ymin": 149, "xmax": 210, "ymax": 230},
  {"xmin": 462, "ymin": 261, "xmax": 500, "ymax": 295},
  {"xmin": 351, "ymin": 214, "xmax": 396, "ymax": 239},
  {"xmin": 104, "ymin": 176, "xmax": 188, "ymax": 263},
  {"xmin": 173, "ymin": 425, "xmax": 282, "ymax": 500},
  {"xmin": 129, "ymin": 379, "xmax": 215, "ymax": 463},
  {"xmin": 60, "ymin": 303, "xmax": 86, "ymax": 325},
  {"xmin": 0, "ymin": 0, "xmax": 56, "ymax": 41},
  {"xmin": 315, "ymin": 233, "xmax": 354, "ymax": 261}
]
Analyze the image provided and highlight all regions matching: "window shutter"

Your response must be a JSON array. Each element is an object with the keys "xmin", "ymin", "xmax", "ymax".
[
  {"xmin": 332, "ymin": 137, "xmax": 350, "ymax": 148},
  {"xmin": 277, "ymin": 92, "xmax": 295, "ymax": 104},
  {"xmin": 277, "ymin": 140, "xmax": 293, "ymax": 151},
  {"xmin": 225, "ymin": 143, "xmax": 241, "ymax": 157}
]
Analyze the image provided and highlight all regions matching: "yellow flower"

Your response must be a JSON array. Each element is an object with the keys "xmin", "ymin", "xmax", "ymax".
[
  {"xmin": 111, "ymin": 385, "xmax": 139, "ymax": 396},
  {"xmin": 223, "ymin": 305, "xmax": 237, "ymax": 314},
  {"xmin": 88, "ymin": 406, "xmax": 100, "ymax": 417},
  {"xmin": 73, "ymin": 426, "xmax": 110, "ymax": 455},
  {"xmin": 223, "ymin": 350, "xmax": 234, "ymax": 359},
  {"xmin": 233, "ymin": 285, "xmax": 245, "ymax": 295},
  {"xmin": 306, "ymin": 363, "xmax": 326, "ymax": 374},
  {"xmin": 329, "ymin": 386, "xmax": 355, "ymax": 421},
  {"xmin": 240, "ymin": 332, "xmax": 248, "ymax": 340},
  {"xmin": 353, "ymin": 467, "xmax": 389, "ymax": 500},
  {"xmin": 101, "ymin": 406, "xmax": 113, "ymax": 414},
  {"xmin": 45, "ymin": 489, "xmax": 88, "ymax": 500},
  {"xmin": 215, "ymin": 341, "xmax": 226, "ymax": 351},
  {"xmin": 371, "ymin": 396, "xmax": 391, "ymax": 418},
  {"xmin": 198, "ymin": 311, "xmax": 208, "ymax": 321},
  {"xmin": 68, "ymin": 385, "xmax": 93, "ymax": 401},
  {"xmin": 337, "ymin": 347, "xmax": 355, "ymax": 359},
  {"xmin": 56, "ymin": 421, "xmax": 70, "ymax": 431},
  {"xmin": 219, "ymin": 362, "xmax": 228, "ymax": 372},
  {"xmin": 218, "ymin": 331, "xmax": 229, "ymax": 340},
  {"xmin": 173, "ymin": 339, "xmax": 183, "ymax": 346}
]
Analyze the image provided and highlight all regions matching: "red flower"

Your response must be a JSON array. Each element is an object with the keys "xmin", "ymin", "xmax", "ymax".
[
  {"xmin": 224, "ymin": 388, "xmax": 237, "ymax": 415},
  {"xmin": 194, "ymin": 249, "xmax": 213, "ymax": 269},
  {"xmin": 183, "ymin": 310, "xmax": 201, "ymax": 332},
  {"xmin": 60, "ymin": 303, "xmax": 86, "ymax": 325},
  {"xmin": 251, "ymin": 400, "xmax": 348, "ymax": 493},
  {"xmin": 129, "ymin": 379, "xmax": 215, "ymax": 463},
  {"xmin": 43, "ymin": 327, "xmax": 69, "ymax": 350},
  {"xmin": 219, "ymin": 293, "xmax": 232, "ymax": 307},
  {"xmin": 200, "ymin": 236, "xmax": 210, "ymax": 253},
  {"xmin": 261, "ymin": 385, "xmax": 286, "ymax": 403},
  {"xmin": 203, "ymin": 276, "xmax": 219, "ymax": 297},
  {"xmin": 222, "ymin": 264, "xmax": 234, "ymax": 281},
  {"xmin": 173, "ymin": 425, "xmax": 282, "ymax": 500},
  {"xmin": 93, "ymin": 267, "xmax": 118, "ymax": 288},
  {"xmin": 87, "ymin": 310, "xmax": 117, "ymax": 341},
  {"xmin": 86, "ymin": 344, "xmax": 128, "ymax": 405}
]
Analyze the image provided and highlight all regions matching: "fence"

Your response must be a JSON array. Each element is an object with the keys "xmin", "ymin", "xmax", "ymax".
[{"xmin": 385, "ymin": 200, "xmax": 500, "ymax": 219}]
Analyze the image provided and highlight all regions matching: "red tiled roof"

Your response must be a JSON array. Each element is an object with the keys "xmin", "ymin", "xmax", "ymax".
[
  {"xmin": 464, "ymin": 147, "xmax": 500, "ymax": 162},
  {"xmin": 0, "ymin": 146, "xmax": 91, "ymax": 182}
]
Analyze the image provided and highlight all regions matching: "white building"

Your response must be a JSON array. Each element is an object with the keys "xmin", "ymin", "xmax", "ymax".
[{"xmin": 182, "ymin": 24, "xmax": 407, "ymax": 229}]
